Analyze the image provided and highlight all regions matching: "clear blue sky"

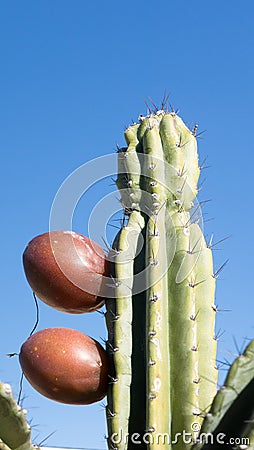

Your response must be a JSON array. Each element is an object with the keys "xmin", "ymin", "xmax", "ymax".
[{"xmin": 1, "ymin": 1, "xmax": 254, "ymax": 448}]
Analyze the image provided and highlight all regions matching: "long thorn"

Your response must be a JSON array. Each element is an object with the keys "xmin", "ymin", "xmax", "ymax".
[{"xmin": 213, "ymin": 259, "xmax": 229, "ymax": 279}]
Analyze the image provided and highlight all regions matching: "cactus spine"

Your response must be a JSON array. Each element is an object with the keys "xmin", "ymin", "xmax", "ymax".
[{"xmin": 106, "ymin": 108, "xmax": 219, "ymax": 449}]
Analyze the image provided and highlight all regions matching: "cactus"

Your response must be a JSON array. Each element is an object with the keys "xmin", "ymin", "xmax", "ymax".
[
  {"xmin": 3, "ymin": 103, "xmax": 254, "ymax": 449},
  {"xmin": 192, "ymin": 339, "xmax": 254, "ymax": 449},
  {"xmin": 105, "ymin": 107, "xmax": 254, "ymax": 450},
  {"xmin": 0, "ymin": 382, "xmax": 34, "ymax": 450}
]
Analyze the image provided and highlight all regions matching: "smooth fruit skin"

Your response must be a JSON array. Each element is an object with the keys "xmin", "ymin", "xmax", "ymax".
[
  {"xmin": 19, "ymin": 328, "xmax": 109, "ymax": 405},
  {"xmin": 23, "ymin": 230, "xmax": 109, "ymax": 313}
]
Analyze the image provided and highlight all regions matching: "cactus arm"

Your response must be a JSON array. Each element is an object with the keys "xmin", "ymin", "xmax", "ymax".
[
  {"xmin": 146, "ymin": 208, "xmax": 171, "ymax": 448},
  {"xmin": 142, "ymin": 123, "xmax": 171, "ymax": 449},
  {"xmin": 188, "ymin": 224, "xmax": 217, "ymax": 415},
  {"xmin": 127, "ymin": 223, "xmax": 147, "ymax": 449},
  {"xmin": 0, "ymin": 383, "xmax": 34, "ymax": 450},
  {"xmin": 160, "ymin": 111, "xmax": 217, "ymax": 419},
  {"xmin": 240, "ymin": 411, "xmax": 254, "ymax": 450},
  {"xmin": 167, "ymin": 223, "xmax": 217, "ymax": 447},
  {"xmin": 107, "ymin": 119, "xmax": 146, "ymax": 449},
  {"xmin": 106, "ymin": 211, "xmax": 145, "ymax": 449},
  {"xmin": 0, "ymin": 440, "xmax": 12, "ymax": 450},
  {"xmin": 224, "ymin": 339, "xmax": 254, "ymax": 387},
  {"xmin": 106, "ymin": 232, "xmax": 120, "ymax": 450},
  {"xmin": 221, "ymin": 377, "xmax": 254, "ymax": 448},
  {"xmin": 166, "ymin": 215, "xmax": 201, "ymax": 449},
  {"xmin": 191, "ymin": 339, "xmax": 254, "ymax": 449},
  {"xmin": 106, "ymin": 109, "xmax": 223, "ymax": 450},
  {"xmin": 123, "ymin": 123, "xmax": 148, "ymax": 448},
  {"xmin": 240, "ymin": 406, "xmax": 254, "ymax": 447},
  {"xmin": 159, "ymin": 113, "xmax": 207, "ymax": 447},
  {"xmin": 193, "ymin": 377, "xmax": 254, "ymax": 449}
]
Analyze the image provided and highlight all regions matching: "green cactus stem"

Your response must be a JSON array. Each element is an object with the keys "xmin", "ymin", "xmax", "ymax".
[
  {"xmin": 192, "ymin": 339, "xmax": 254, "ymax": 449},
  {"xmin": 116, "ymin": 123, "xmax": 142, "ymax": 214},
  {"xmin": 106, "ymin": 210, "xmax": 145, "ymax": 450},
  {"xmin": 127, "ymin": 225, "xmax": 147, "ymax": 448},
  {"xmin": 106, "ymin": 107, "xmax": 220, "ymax": 450},
  {"xmin": 143, "ymin": 121, "xmax": 171, "ymax": 449},
  {"xmin": 168, "ymin": 221, "xmax": 217, "ymax": 433},
  {"xmin": 239, "ymin": 404, "xmax": 254, "ymax": 449},
  {"xmin": 106, "ymin": 116, "xmax": 146, "ymax": 449},
  {"xmin": 0, "ymin": 382, "xmax": 34, "ymax": 450},
  {"xmin": 159, "ymin": 113, "xmax": 199, "ymax": 211},
  {"xmin": 192, "ymin": 224, "xmax": 217, "ymax": 415},
  {"xmin": 167, "ymin": 217, "xmax": 201, "ymax": 447},
  {"xmin": 0, "ymin": 440, "xmax": 12, "ymax": 450},
  {"xmin": 239, "ymin": 409, "xmax": 254, "ymax": 450},
  {"xmin": 160, "ymin": 113, "xmax": 216, "ymax": 446}
]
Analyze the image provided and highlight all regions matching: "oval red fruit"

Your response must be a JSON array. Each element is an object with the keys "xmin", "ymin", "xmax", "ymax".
[
  {"xmin": 19, "ymin": 328, "xmax": 109, "ymax": 405},
  {"xmin": 23, "ymin": 231, "xmax": 109, "ymax": 313}
]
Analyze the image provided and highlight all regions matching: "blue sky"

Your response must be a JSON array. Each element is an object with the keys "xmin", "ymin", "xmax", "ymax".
[{"xmin": 1, "ymin": 1, "xmax": 254, "ymax": 448}]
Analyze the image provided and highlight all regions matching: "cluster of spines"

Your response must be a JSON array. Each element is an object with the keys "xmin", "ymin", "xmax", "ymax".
[{"xmin": 106, "ymin": 109, "xmax": 218, "ymax": 449}]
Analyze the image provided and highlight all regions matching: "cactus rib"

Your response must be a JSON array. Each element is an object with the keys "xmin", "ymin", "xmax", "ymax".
[
  {"xmin": 167, "ymin": 219, "xmax": 201, "ymax": 448},
  {"xmin": 192, "ymin": 224, "xmax": 217, "ymax": 415},
  {"xmin": 106, "ymin": 210, "xmax": 145, "ymax": 449},
  {"xmin": 142, "ymin": 121, "xmax": 171, "ymax": 449}
]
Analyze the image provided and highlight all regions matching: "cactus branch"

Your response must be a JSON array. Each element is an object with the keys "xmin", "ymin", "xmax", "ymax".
[
  {"xmin": 0, "ymin": 382, "xmax": 34, "ymax": 450},
  {"xmin": 192, "ymin": 339, "xmax": 254, "ymax": 449},
  {"xmin": 104, "ymin": 106, "xmax": 253, "ymax": 450}
]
